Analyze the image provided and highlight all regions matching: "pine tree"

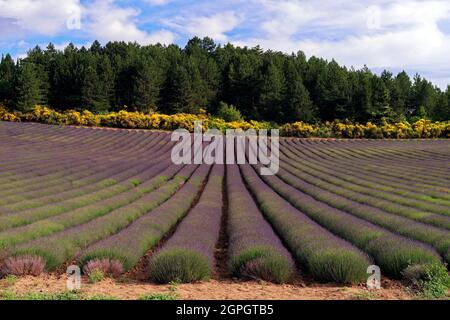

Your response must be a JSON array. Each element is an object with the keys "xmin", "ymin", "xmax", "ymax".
[
  {"xmin": 259, "ymin": 61, "xmax": 285, "ymax": 122},
  {"xmin": 283, "ymin": 60, "xmax": 315, "ymax": 122},
  {"xmin": 350, "ymin": 68, "xmax": 373, "ymax": 121},
  {"xmin": 315, "ymin": 60, "xmax": 350, "ymax": 120},
  {"xmin": 25, "ymin": 46, "xmax": 51, "ymax": 105},
  {"xmin": 15, "ymin": 62, "xmax": 43, "ymax": 112},
  {"xmin": 391, "ymin": 71, "xmax": 412, "ymax": 118},
  {"xmin": 371, "ymin": 75, "xmax": 393, "ymax": 120},
  {"xmin": 131, "ymin": 58, "xmax": 162, "ymax": 113},
  {"xmin": 0, "ymin": 54, "xmax": 16, "ymax": 107},
  {"xmin": 161, "ymin": 61, "xmax": 193, "ymax": 114},
  {"xmin": 410, "ymin": 74, "xmax": 438, "ymax": 119},
  {"xmin": 432, "ymin": 88, "xmax": 450, "ymax": 120}
]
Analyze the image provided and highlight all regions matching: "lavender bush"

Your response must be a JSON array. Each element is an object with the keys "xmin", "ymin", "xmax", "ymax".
[
  {"xmin": 79, "ymin": 165, "xmax": 211, "ymax": 276},
  {"xmin": 227, "ymin": 164, "xmax": 295, "ymax": 284}
]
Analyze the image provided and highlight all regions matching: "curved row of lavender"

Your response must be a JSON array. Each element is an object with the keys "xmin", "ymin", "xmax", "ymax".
[
  {"xmin": 0, "ymin": 123, "xmax": 141, "ymax": 172},
  {"xmin": 227, "ymin": 164, "xmax": 295, "ymax": 284},
  {"xmin": 282, "ymin": 141, "xmax": 450, "ymax": 215},
  {"xmin": 0, "ymin": 133, "xmax": 168, "ymax": 200},
  {"xmin": 0, "ymin": 125, "xmax": 169, "ymax": 191},
  {"xmin": 257, "ymin": 164, "xmax": 443, "ymax": 277},
  {"xmin": 78, "ymin": 164, "xmax": 211, "ymax": 277},
  {"xmin": 290, "ymin": 139, "xmax": 450, "ymax": 185},
  {"xmin": 0, "ymin": 157, "xmax": 175, "ymax": 251},
  {"xmin": 240, "ymin": 164, "xmax": 371, "ymax": 283},
  {"xmin": 274, "ymin": 158, "xmax": 450, "ymax": 265},
  {"xmin": 280, "ymin": 148, "xmax": 450, "ymax": 230},
  {"xmin": 148, "ymin": 164, "xmax": 224, "ymax": 283},
  {"xmin": 282, "ymin": 139, "xmax": 450, "ymax": 211},
  {"xmin": 0, "ymin": 129, "xmax": 166, "ymax": 206},
  {"xmin": 0, "ymin": 130, "xmax": 168, "ymax": 201},
  {"xmin": 0, "ymin": 138, "xmax": 174, "ymax": 230},
  {"xmin": 1, "ymin": 163, "xmax": 190, "ymax": 275},
  {"xmin": 0, "ymin": 122, "xmax": 166, "ymax": 181},
  {"xmin": 1, "ymin": 134, "xmax": 171, "ymax": 209}
]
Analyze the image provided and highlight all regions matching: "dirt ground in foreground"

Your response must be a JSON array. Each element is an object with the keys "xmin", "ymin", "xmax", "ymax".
[{"xmin": 0, "ymin": 274, "xmax": 413, "ymax": 300}]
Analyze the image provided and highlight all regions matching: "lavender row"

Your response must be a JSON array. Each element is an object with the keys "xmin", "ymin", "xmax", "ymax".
[
  {"xmin": 0, "ymin": 149, "xmax": 175, "ymax": 230},
  {"xmin": 274, "ymin": 165, "xmax": 450, "ymax": 263},
  {"xmin": 2, "ymin": 163, "xmax": 194, "ymax": 273},
  {"xmin": 0, "ymin": 127, "xmax": 139, "ymax": 172},
  {"xmin": 279, "ymin": 159, "xmax": 450, "ymax": 230},
  {"xmin": 0, "ymin": 131, "xmax": 167, "ymax": 191},
  {"xmin": 0, "ymin": 133, "xmax": 151, "ymax": 189},
  {"xmin": 280, "ymin": 145, "xmax": 450, "ymax": 218},
  {"xmin": 149, "ymin": 164, "xmax": 224, "ymax": 283},
  {"xmin": 0, "ymin": 159, "xmax": 175, "ymax": 251},
  {"xmin": 295, "ymin": 139, "xmax": 449, "ymax": 176},
  {"xmin": 290, "ymin": 139, "xmax": 450, "ymax": 193},
  {"xmin": 226, "ymin": 164, "xmax": 295, "ymax": 283},
  {"xmin": 240, "ymin": 164, "xmax": 371, "ymax": 283},
  {"xmin": 295, "ymin": 140, "xmax": 450, "ymax": 187},
  {"xmin": 0, "ymin": 127, "xmax": 165, "ymax": 178},
  {"xmin": 0, "ymin": 138, "xmax": 174, "ymax": 210},
  {"xmin": 284, "ymin": 139, "xmax": 450, "ymax": 204},
  {"xmin": 78, "ymin": 164, "xmax": 211, "ymax": 278}
]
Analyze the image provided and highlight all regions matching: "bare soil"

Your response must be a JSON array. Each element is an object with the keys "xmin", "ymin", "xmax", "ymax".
[{"xmin": 1, "ymin": 274, "xmax": 412, "ymax": 300}]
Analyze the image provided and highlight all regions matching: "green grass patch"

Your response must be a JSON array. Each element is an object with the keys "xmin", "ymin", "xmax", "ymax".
[
  {"xmin": 0, "ymin": 290, "xmax": 81, "ymax": 300},
  {"xmin": 138, "ymin": 292, "xmax": 178, "ymax": 300}
]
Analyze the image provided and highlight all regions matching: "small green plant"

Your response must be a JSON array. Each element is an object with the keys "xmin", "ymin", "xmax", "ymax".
[
  {"xmin": 129, "ymin": 179, "xmax": 141, "ymax": 187},
  {"xmin": 168, "ymin": 279, "xmax": 181, "ymax": 292},
  {"xmin": 217, "ymin": 102, "xmax": 243, "ymax": 122},
  {"xmin": 88, "ymin": 269, "xmax": 105, "ymax": 284},
  {"xmin": 4, "ymin": 275, "xmax": 18, "ymax": 287},
  {"xmin": 420, "ymin": 263, "xmax": 450, "ymax": 298},
  {"xmin": 139, "ymin": 292, "xmax": 178, "ymax": 300},
  {"xmin": 403, "ymin": 263, "xmax": 450, "ymax": 299}
]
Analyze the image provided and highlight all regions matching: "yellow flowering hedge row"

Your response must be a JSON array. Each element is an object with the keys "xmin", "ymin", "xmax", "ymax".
[
  {"xmin": 281, "ymin": 119, "xmax": 450, "ymax": 138},
  {"xmin": 0, "ymin": 106, "xmax": 272, "ymax": 132},
  {"xmin": 1, "ymin": 105, "xmax": 449, "ymax": 138}
]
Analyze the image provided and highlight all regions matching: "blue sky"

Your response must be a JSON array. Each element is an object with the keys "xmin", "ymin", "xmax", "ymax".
[{"xmin": 1, "ymin": 0, "xmax": 450, "ymax": 88}]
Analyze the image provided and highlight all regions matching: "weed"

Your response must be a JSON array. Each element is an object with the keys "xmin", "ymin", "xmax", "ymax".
[
  {"xmin": 403, "ymin": 262, "xmax": 450, "ymax": 299},
  {"xmin": 139, "ymin": 292, "xmax": 178, "ymax": 300},
  {"xmin": 88, "ymin": 269, "xmax": 105, "ymax": 284}
]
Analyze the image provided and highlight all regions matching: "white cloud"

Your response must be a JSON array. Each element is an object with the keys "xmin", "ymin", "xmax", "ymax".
[
  {"xmin": 0, "ymin": 0, "xmax": 81, "ymax": 35},
  {"xmin": 234, "ymin": 0, "xmax": 450, "ymax": 88},
  {"xmin": 0, "ymin": 0, "xmax": 175, "ymax": 45},
  {"xmin": 164, "ymin": 11, "xmax": 241, "ymax": 42},
  {"xmin": 83, "ymin": 0, "xmax": 175, "ymax": 44},
  {"xmin": 2, "ymin": 0, "xmax": 450, "ymax": 88}
]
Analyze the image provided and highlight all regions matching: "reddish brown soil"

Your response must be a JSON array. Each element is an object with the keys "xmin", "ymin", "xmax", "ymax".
[{"xmin": 1, "ymin": 274, "xmax": 413, "ymax": 300}]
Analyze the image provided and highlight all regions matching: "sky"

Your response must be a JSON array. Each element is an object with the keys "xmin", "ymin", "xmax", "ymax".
[{"xmin": 1, "ymin": 0, "xmax": 450, "ymax": 89}]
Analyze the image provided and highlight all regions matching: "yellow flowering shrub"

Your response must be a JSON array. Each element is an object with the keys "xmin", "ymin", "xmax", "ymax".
[
  {"xmin": 0, "ymin": 106, "xmax": 20, "ymax": 122},
  {"xmin": 281, "ymin": 122, "xmax": 319, "ymax": 137},
  {"xmin": 282, "ymin": 119, "xmax": 450, "ymax": 139},
  {"xmin": 1, "ymin": 105, "xmax": 449, "ymax": 138}
]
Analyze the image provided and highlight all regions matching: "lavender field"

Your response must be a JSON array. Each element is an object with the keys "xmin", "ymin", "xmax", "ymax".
[{"xmin": 0, "ymin": 121, "xmax": 449, "ymax": 285}]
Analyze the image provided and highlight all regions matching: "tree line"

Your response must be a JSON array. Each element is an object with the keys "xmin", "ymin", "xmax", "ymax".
[{"xmin": 1, "ymin": 37, "xmax": 449, "ymax": 123}]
